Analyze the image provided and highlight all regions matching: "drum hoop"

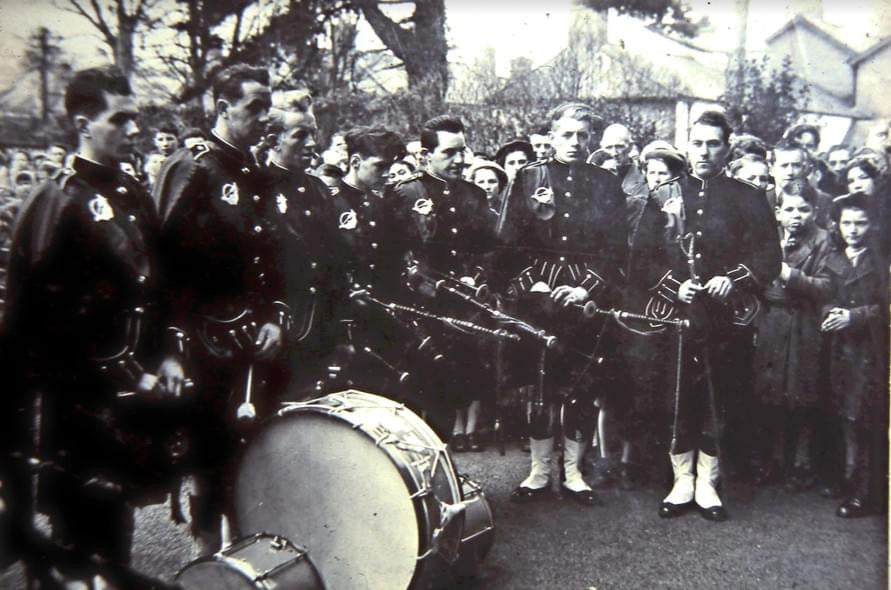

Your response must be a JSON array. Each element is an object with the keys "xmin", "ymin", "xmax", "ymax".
[
  {"xmin": 181, "ymin": 533, "xmax": 309, "ymax": 585},
  {"xmin": 273, "ymin": 392, "xmax": 463, "ymax": 560}
]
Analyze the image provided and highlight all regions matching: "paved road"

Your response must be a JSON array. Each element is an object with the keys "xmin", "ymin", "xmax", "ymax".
[{"xmin": 2, "ymin": 444, "xmax": 886, "ymax": 589}]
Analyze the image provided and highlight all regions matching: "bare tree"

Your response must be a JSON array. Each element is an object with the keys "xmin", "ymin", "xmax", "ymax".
[
  {"xmin": 59, "ymin": 0, "xmax": 160, "ymax": 76},
  {"xmin": 351, "ymin": 0, "xmax": 449, "ymax": 108}
]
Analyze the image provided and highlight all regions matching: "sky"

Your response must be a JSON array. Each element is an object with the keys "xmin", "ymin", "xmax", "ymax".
[{"xmin": 0, "ymin": 0, "xmax": 888, "ymax": 92}]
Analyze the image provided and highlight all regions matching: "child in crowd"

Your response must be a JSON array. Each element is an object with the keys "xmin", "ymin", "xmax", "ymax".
[
  {"xmin": 821, "ymin": 194, "xmax": 889, "ymax": 517},
  {"xmin": 751, "ymin": 186, "xmax": 836, "ymax": 489}
]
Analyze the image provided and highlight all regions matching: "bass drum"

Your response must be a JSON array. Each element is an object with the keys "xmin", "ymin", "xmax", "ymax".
[
  {"xmin": 176, "ymin": 533, "xmax": 324, "ymax": 589},
  {"xmin": 234, "ymin": 390, "xmax": 466, "ymax": 590}
]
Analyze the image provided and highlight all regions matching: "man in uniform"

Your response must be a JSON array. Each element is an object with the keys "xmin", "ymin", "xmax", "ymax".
[
  {"xmin": 655, "ymin": 110, "xmax": 780, "ymax": 521},
  {"xmin": 154, "ymin": 64, "xmax": 289, "ymax": 553},
  {"xmin": 387, "ymin": 116, "xmax": 497, "ymax": 436},
  {"xmin": 264, "ymin": 99, "xmax": 342, "ymax": 397},
  {"xmin": 497, "ymin": 102, "xmax": 627, "ymax": 507},
  {"xmin": 1, "ymin": 66, "xmax": 185, "ymax": 585}
]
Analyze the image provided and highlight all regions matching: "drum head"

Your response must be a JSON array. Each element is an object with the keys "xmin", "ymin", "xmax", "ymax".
[
  {"xmin": 176, "ymin": 559, "xmax": 253, "ymax": 590},
  {"xmin": 235, "ymin": 411, "xmax": 421, "ymax": 590}
]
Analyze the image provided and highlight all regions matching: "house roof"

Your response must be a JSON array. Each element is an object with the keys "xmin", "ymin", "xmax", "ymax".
[
  {"xmin": 765, "ymin": 15, "xmax": 861, "ymax": 56},
  {"xmin": 848, "ymin": 37, "xmax": 891, "ymax": 67}
]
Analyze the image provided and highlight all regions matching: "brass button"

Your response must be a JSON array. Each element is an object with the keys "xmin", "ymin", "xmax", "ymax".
[
  {"xmin": 566, "ymin": 176, "xmax": 573, "ymax": 182},
  {"xmin": 116, "ymin": 186, "xmax": 127, "ymax": 194},
  {"xmin": 561, "ymin": 235, "xmax": 567, "ymax": 241},
  {"xmin": 371, "ymin": 242, "xmax": 378, "ymax": 249},
  {"xmin": 698, "ymin": 191, "xmax": 705, "ymax": 197},
  {"xmin": 127, "ymin": 214, "xmax": 136, "ymax": 222},
  {"xmin": 696, "ymin": 209, "xmax": 703, "ymax": 216},
  {"xmin": 564, "ymin": 191, "xmax": 571, "ymax": 197},
  {"xmin": 449, "ymin": 207, "xmax": 456, "ymax": 213},
  {"xmin": 253, "ymin": 256, "xmax": 261, "ymax": 264},
  {"xmin": 254, "ymin": 225, "xmax": 262, "ymax": 233},
  {"xmin": 369, "ymin": 264, "xmax": 376, "ymax": 270},
  {"xmin": 695, "ymin": 253, "xmax": 702, "ymax": 259},
  {"xmin": 298, "ymin": 186, "xmax": 305, "ymax": 193},
  {"xmin": 563, "ymin": 212, "xmax": 570, "ymax": 218},
  {"xmin": 304, "ymin": 210, "xmax": 311, "ymax": 216},
  {"xmin": 253, "ymin": 195, "xmax": 260, "ymax": 202},
  {"xmin": 696, "ymin": 231, "xmax": 702, "ymax": 237},
  {"xmin": 311, "ymin": 262, "xmax": 318, "ymax": 269},
  {"xmin": 450, "ymin": 249, "xmax": 457, "ymax": 256},
  {"xmin": 241, "ymin": 167, "xmax": 251, "ymax": 174},
  {"xmin": 309, "ymin": 286, "xmax": 317, "ymax": 294},
  {"xmin": 369, "ymin": 221, "xmax": 376, "ymax": 227},
  {"xmin": 451, "ymin": 227, "xmax": 458, "ymax": 234},
  {"xmin": 559, "ymin": 256, "xmax": 566, "ymax": 262}
]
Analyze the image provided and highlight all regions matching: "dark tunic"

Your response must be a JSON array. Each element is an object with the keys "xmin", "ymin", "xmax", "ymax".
[
  {"xmin": 265, "ymin": 163, "xmax": 343, "ymax": 396},
  {"xmin": 387, "ymin": 171, "xmax": 498, "ymax": 412},
  {"xmin": 752, "ymin": 227, "xmax": 836, "ymax": 408},
  {"xmin": 153, "ymin": 133, "xmax": 290, "ymax": 442},
  {"xmin": 496, "ymin": 158, "xmax": 628, "ymax": 397},
  {"xmin": 653, "ymin": 174, "xmax": 781, "ymax": 450},
  {"xmin": 1, "ymin": 157, "xmax": 172, "ymax": 563}
]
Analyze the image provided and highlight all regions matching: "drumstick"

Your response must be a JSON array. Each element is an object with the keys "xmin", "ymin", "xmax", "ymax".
[{"xmin": 236, "ymin": 363, "xmax": 257, "ymax": 421}]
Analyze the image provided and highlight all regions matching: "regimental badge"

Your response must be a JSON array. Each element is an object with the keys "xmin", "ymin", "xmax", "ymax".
[
  {"xmin": 276, "ymin": 193, "xmax": 288, "ymax": 214},
  {"xmin": 221, "ymin": 183, "xmax": 239, "ymax": 205},
  {"xmin": 530, "ymin": 186, "xmax": 554, "ymax": 206},
  {"xmin": 412, "ymin": 198, "xmax": 433, "ymax": 216},
  {"xmin": 88, "ymin": 194, "xmax": 114, "ymax": 222},
  {"xmin": 338, "ymin": 209, "xmax": 358, "ymax": 230}
]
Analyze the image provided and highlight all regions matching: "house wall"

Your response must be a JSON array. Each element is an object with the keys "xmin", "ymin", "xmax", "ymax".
[
  {"xmin": 854, "ymin": 47, "xmax": 891, "ymax": 117},
  {"xmin": 768, "ymin": 28, "xmax": 854, "ymax": 103}
]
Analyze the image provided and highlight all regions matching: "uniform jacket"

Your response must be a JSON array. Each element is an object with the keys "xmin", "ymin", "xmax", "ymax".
[
  {"xmin": 4, "ymin": 156, "xmax": 162, "ymax": 384},
  {"xmin": 823, "ymin": 247, "xmax": 889, "ymax": 424},
  {"xmin": 655, "ymin": 174, "xmax": 782, "ymax": 333},
  {"xmin": 330, "ymin": 178, "xmax": 405, "ymax": 295},
  {"xmin": 752, "ymin": 227, "xmax": 836, "ymax": 407},
  {"xmin": 266, "ymin": 163, "xmax": 342, "ymax": 350},
  {"xmin": 1, "ymin": 156, "xmax": 179, "ymax": 486},
  {"xmin": 153, "ymin": 132, "xmax": 289, "ymax": 353},
  {"xmin": 496, "ymin": 159, "xmax": 628, "ymax": 304},
  {"xmin": 388, "ymin": 171, "xmax": 496, "ymax": 285}
]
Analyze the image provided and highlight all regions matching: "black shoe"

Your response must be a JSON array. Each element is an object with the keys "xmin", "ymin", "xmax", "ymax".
[
  {"xmin": 698, "ymin": 504, "xmax": 729, "ymax": 522},
  {"xmin": 590, "ymin": 465, "xmax": 617, "ymax": 489},
  {"xmin": 837, "ymin": 496, "xmax": 871, "ymax": 518},
  {"xmin": 658, "ymin": 501, "xmax": 691, "ymax": 518},
  {"xmin": 510, "ymin": 484, "xmax": 551, "ymax": 503},
  {"xmin": 451, "ymin": 433, "xmax": 467, "ymax": 453},
  {"xmin": 466, "ymin": 432, "xmax": 484, "ymax": 452},
  {"xmin": 561, "ymin": 485, "xmax": 600, "ymax": 507}
]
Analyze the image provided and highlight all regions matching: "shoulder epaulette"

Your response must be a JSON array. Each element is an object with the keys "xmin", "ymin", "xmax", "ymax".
[
  {"xmin": 395, "ymin": 171, "xmax": 424, "ymax": 187},
  {"xmin": 188, "ymin": 140, "xmax": 211, "ymax": 160},
  {"xmin": 53, "ymin": 167, "xmax": 78, "ymax": 191},
  {"xmin": 732, "ymin": 176, "xmax": 762, "ymax": 191}
]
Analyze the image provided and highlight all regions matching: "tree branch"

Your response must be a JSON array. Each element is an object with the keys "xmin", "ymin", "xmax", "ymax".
[{"xmin": 64, "ymin": 0, "xmax": 115, "ymax": 43}]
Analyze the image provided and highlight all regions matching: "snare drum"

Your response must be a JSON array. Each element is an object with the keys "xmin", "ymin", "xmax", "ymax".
[
  {"xmin": 176, "ymin": 533, "xmax": 324, "ymax": 589},
  {"xmin": 454, "ymin": 476, "xmax": 495, "ymax": 577},
  {"xmin": 234, "ymin": 390, "xmax": 467, "ymax": 590}
]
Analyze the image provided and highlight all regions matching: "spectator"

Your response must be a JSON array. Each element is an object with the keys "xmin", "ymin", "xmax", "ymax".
[
  {"xmin": 468, "ymin": 159, "xmax": 508, "ymax": 215},
  {"xmin": 729, "ymin": 153, "xmax": 772, "ymax": 192},
  {"xmin": 495, "ymin": 139, "xmax": 534, "ymax": 182},
  {"xmin": 387, "ymin": 159, "xmax": 415, "ymax": 185}
]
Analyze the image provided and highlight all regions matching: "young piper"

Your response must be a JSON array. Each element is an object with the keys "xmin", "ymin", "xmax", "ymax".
[
  {"xmin": 751, "ymin": 185, "xmax": 836, "ymax": 488},
  {"xmin": 821, "ymin": 194, "xmax": 889, "ymax": 517}
]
